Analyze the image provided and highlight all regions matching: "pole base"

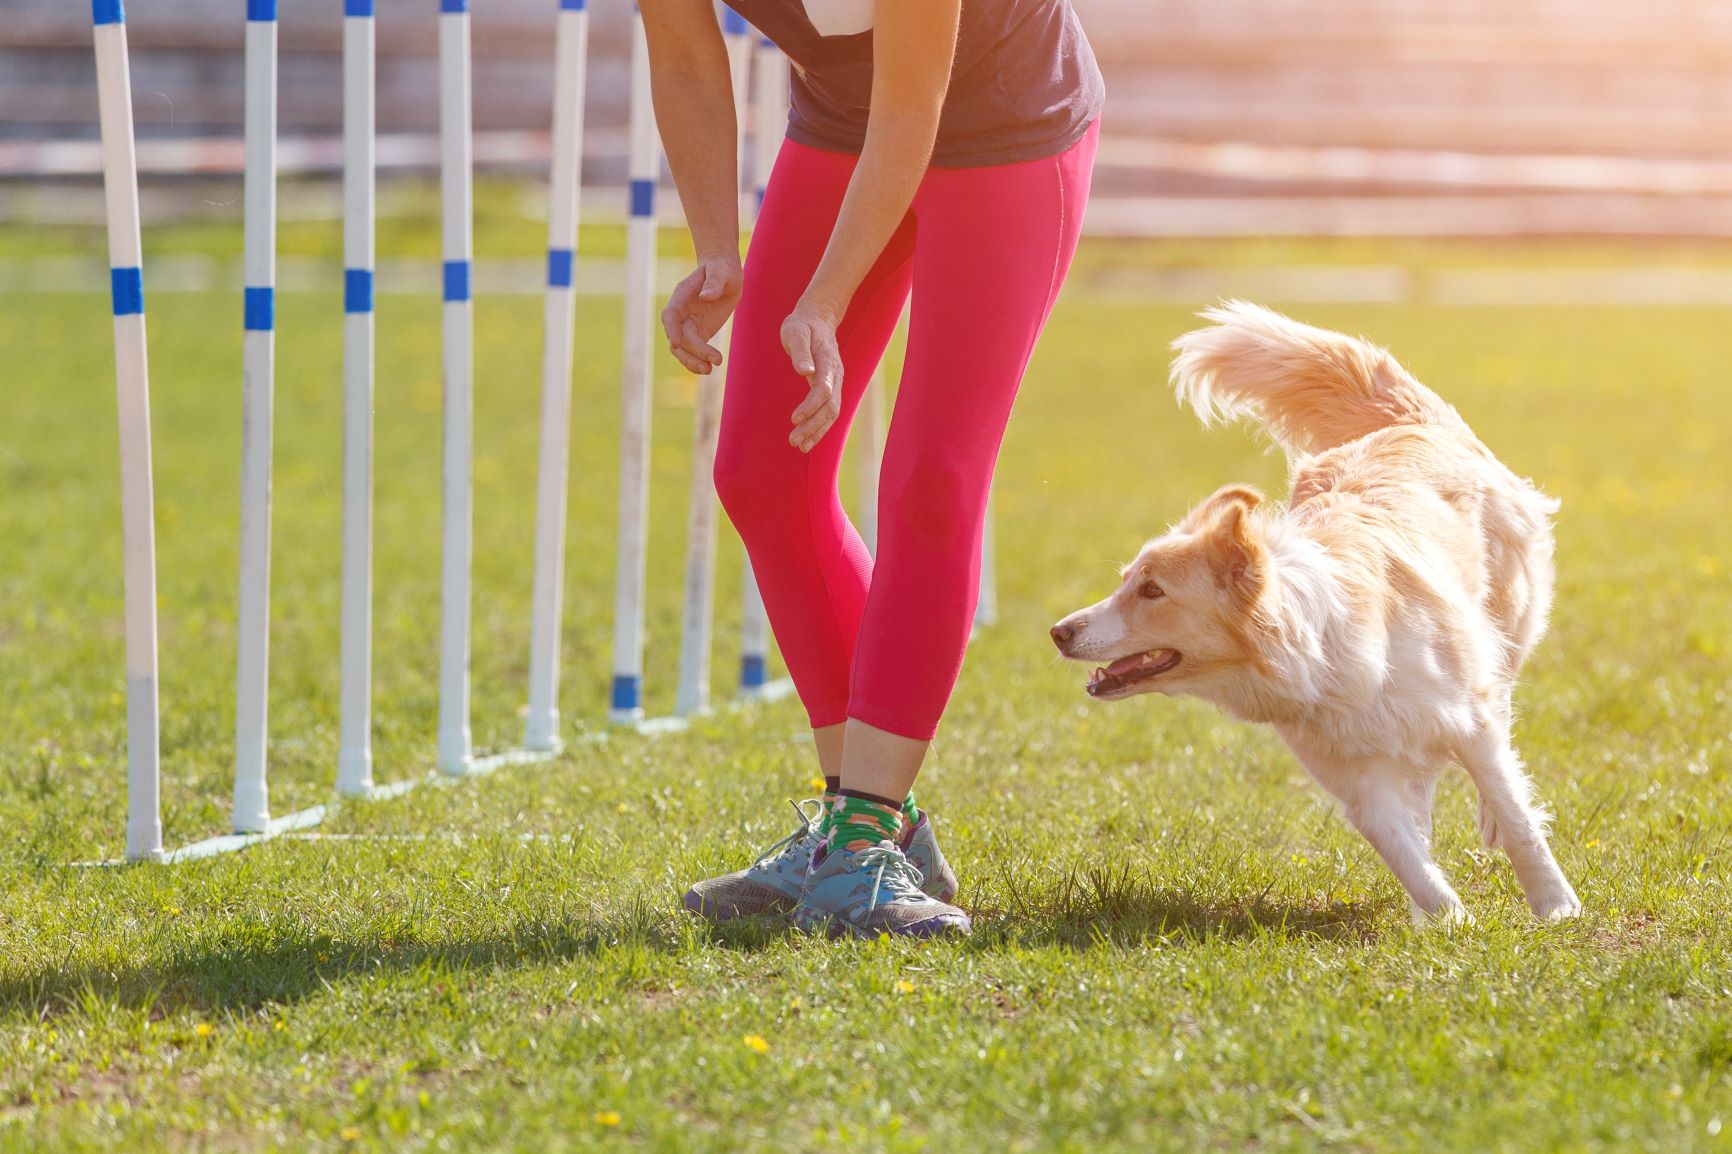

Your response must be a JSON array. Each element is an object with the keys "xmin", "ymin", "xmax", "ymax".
[
  {"xmin": 523, "ymin": 710, "xmax": 561, "ymax": 752},
  {"xmin": 335, "ymin": 749, "xmax": 374, "ymax": 798}
]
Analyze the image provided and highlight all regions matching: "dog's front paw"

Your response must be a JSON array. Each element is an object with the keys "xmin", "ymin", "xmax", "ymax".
[
  {"xmin": 1413, "ymin": 900, "xmax": 1473, "ymax": 930},
  {"xmin": 1533, "ymin": 894, "xmax": 1584, "ymax": 923}
]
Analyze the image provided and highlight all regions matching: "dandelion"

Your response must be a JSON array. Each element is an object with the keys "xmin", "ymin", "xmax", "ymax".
[
  {"xmin": 743, "ymin": 1034, "xmax": 771, "ymax": 1054},
  {"xmin": 616, "ymin": 802, "xmax": 631, "ymax": 814},
  {"xmin": 339, "ymin": 1126, "xmax": 361, "ymax": 1142},
  {"xmin": 592, "ymin": 1111, "xmax": 621, "ymax": 1127},
  {"xmin": 273, "ymin": 1020, "xmax": 287, "ymax": 1033},
  {"xmin": 194, "ymin": 1023, "xmax": 214, "ymax": 1039},
  {"xmin": 1585, "ymin": 838, "xmax": 1601, "ymax": 849},
  {"xmin": 895, "ymin": 980, "xmax": 915, "ymax": 994},
  {"xmin": 808, "ymin": 777, "xmax": 828, "ymax": 792}
]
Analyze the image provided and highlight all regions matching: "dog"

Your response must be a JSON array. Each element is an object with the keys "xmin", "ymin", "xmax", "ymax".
[{"xmin": 1050, "ymin": 302, "xmax": 1582, "ymax": 925}]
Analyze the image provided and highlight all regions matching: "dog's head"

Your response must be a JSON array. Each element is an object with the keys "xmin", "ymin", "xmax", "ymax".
[{"xmin": 1050, "ymin": 484, "xmax": 1271, "ymax": 703}]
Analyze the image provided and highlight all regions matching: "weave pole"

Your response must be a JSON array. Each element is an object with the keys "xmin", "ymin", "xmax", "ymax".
[
  {"xmin": 233, "ymin": 0, "xmax": 278, "ymax": 834},
  {"xmin": 524, "ymin": 0, "xmax": 591, "ymax": 752},
  {"xmin": 672, "ymin": 7, "xmax": 752, "ymax": 719},
  {"xmin": 857, "ymin": 370, "xmax": 885, "ymax": 553},
  {"xmin": 336, "ymin": 0, "xmax": 376, "ymax": 797},
  {"xmin": 737, "ymin": 29, "xmax": 787, "ymax": 700},
  {"xmin": 92, "ymin": 0, "xmax": 164, "ymax": 864},
  {"xmin": 609, "ymin": 8, "xmax": 660, "ymax": 725},
  {"xmin": 436, "ymin": 0, "xmax": 476, "ymax": 773},
  {"xmin": 975, "ymin": 495, "xmax": 998, "ymax": 627}
]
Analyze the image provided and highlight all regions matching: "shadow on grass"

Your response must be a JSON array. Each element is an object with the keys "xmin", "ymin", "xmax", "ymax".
[
  {"xmin": 968, "ymin": 862, "xmax": 1387, "ymax": 949},
  {"xmin": 0, "ymin": 897, "xmax": 784, "ymax": 1018},
  {"xmin": 0, "ymin": 872, "xmax": 1385, "ymax": 1017}
]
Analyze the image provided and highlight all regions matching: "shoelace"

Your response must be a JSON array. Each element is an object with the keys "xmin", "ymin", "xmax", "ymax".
[
  {"xmin": 749, "ymin": 797, "xmax": 824, "ymax": 870},
  {"xmin": 852, "ymin": 841, "xmax": 928, "ymax": 917}
]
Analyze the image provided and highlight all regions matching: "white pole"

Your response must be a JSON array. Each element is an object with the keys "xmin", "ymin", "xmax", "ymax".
[
  {"xmin": 976, "ymin": 494, "xmax": 999, "ymax": 628},
  {"xmin": 336, "ymin": 0, "xmax": 376, "ymax": 797},
  {"xmin": 436, "ymin": 0, "xmax": 475, "ymax": 774},
  {"xmin": 93, "ymin": 0, "xmax": 164, "ymax": 864},
  {"xmin": 857, "ymin": 369, "xmax": 884, "ymax": 553},
  {"xmin": 609, "ymin": 10, "xmax": 659, "ymax": 725},
  {"xmin": 673, "ymin": 8, "xmax": 750, "ymax": 719},
  {"xmin": 524, "ymin": 0, "xmax": 590, "ymax": 752},
  {"xmin": 738, "ymin": 30, "xmax": 786, "ymax": 699},
  {"xmin": 233, "ymin": 0, "xmax": 278, "ymax": 834}
]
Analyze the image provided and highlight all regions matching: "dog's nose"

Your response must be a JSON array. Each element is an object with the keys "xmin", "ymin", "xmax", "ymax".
[{"xmin": 1050, "ymin": 621, "xmax": 1075, "ymax": 651}]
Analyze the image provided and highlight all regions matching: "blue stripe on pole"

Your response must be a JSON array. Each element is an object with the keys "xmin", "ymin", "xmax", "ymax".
[
  {"xmin": 345, "ymin": 269, "xmax": 374, "ymax": 314},
  {"xmin": 92, "ymin": 0, "xmax": 125, "ymax": 25},
  {"xmin": 110, "ymin": 267, "xmax": 144, "ymax": 316},
  {"xmin": 546, "ymin": 248, "xmax": 574, "ymax": 288},
  {"xmin": 560, "ymin": 0, "xmax": 586, "ymax": 9},
  {"xmin": 610, "ymin": 675, "xmax": 641, "ymax": 712},
  {"xmin": 441, "ymin": 0, "xmax": 468, "ymax": 12},
  {"xmin": 758, "ymin": 34, "xmax": 774, "ymax": 48},
  {"xmin": 246, "ymin": 0, "xmax": 276, "ymax": 21},
  {"xmin": 722, "ymin": 7, "xmax": 748, "ymax": 34},
  {"xmin": 244, "ymin": 287, "xmax": 274, "ymax": 331},
  {"xmin": 740, "ymin": 655, "xmax": 767, "ymax": 689},
  {"xmin": 344, "ymin": 0, "xmax": 374, "ymax": 15},
  {"xmin": 443, "ymin": 260, "xmax": 471, "ymax": 303},
  {"xmin": 630, "ymin": 179, "xmax": 655, "ymax": 218},
  {"xmin": 755, "ymin": 188, "xmax": 767, "ymax": 213}
]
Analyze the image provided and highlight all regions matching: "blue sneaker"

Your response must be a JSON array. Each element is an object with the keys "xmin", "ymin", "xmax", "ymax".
[
  {"xmin": 902, "ymin": 813, "xmax": 959, "ymax": 903},
  {"xmin": 792, "ymin": 840, "xmax": 971, "ymax": 939},
  {"xmin": 683, "ymin": 799, "xmax": 824, "ymax": 922}
]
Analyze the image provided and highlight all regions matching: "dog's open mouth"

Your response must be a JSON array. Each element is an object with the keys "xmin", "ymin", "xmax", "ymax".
[{"xmin": 1086, "ymin": 649, "xmax": 1182, "ymax": 696}]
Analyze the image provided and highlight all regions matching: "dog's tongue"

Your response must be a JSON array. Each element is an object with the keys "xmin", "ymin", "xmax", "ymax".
[{"xmin": 1105, "ymin": 650, "xmax": 1175, "ymax": 677}]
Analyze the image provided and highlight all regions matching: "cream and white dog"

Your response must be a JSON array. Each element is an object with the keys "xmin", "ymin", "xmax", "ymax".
[{"xmin": 1050, "ymin": 302, "xmax": 1582, "ymax": 925}]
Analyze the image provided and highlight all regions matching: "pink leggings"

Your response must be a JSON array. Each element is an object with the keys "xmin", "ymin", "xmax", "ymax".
[{"xmin": 715, "ymin": 123, "xmax": 1097, "ymax": 740}]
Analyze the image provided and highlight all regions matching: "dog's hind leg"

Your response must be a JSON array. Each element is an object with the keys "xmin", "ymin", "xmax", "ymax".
[
  {"xmin": 1325, "ymin": 762, "xmax": 1467, "ymax": 927},
  {"xmin": 1456, "ymin": 716, "xmax": 1582, "ymax": 922}
]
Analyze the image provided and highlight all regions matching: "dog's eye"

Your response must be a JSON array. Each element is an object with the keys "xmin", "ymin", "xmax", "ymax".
[{"xmin": 1138, "ymin": 579, "xmax": 1165, "ymax": 600}]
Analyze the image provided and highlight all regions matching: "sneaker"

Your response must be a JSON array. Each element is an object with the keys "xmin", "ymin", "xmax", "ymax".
[
  {"xmin": 792, "ymin": 840, "xmax": 972, "ymax": 939},
  {"xmin": 902, "ymin": 813, "xmax": 959, "ymax": 903},
  {"xmin": 683, "ymin": 798, "xmax": 824, "ymax": 922}
]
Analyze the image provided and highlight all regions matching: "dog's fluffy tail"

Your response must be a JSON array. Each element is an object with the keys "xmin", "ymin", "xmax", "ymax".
[{"xmin": 1170, "ymin": 301, "xmax": 1462, "ymax": 458}]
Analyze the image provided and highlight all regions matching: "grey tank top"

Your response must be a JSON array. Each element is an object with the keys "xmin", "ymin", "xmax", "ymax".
[{"xmin": 726, "ymin": 0, "xmax": 1104, "ymax": 168}]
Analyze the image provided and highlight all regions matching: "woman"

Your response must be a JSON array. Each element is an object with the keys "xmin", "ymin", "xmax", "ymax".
[{"xmin": 645, "ymin": 0, "xmax": 1102, "ymax": 937}]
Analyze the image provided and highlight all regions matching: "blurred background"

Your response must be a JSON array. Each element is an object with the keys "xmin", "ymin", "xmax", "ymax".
[{"xmin": 5, "ymin": 0, "xmax": 1732, "ymax": 244}]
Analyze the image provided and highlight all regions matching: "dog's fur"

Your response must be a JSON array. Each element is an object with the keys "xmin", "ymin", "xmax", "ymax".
[{"xmin": 1050, "ymin": 302, "xmax": 1581, "ymax": 924}]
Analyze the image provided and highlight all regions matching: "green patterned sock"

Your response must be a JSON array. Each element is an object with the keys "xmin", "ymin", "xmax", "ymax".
[
  {"xmin": 901, "ymin": 791, "xmax": 920, "ymax": 828},
  {"xmin": 825, "ymin": 792, "xmax": 904, "ymax": 853}
]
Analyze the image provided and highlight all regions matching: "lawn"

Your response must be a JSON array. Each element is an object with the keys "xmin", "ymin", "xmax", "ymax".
[{"xmin": 1, "ymin": 198, "xmax": 1730, "ymax": 1151}]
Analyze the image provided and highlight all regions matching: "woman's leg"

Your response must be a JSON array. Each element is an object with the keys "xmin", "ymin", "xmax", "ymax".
[
  {"xmin": 714, "ymin": 139, "xmax": 915, "ymax": 734},
  {"xmin": 839, "ymin": 123, "xmax": 1099, "ymax": 804}
]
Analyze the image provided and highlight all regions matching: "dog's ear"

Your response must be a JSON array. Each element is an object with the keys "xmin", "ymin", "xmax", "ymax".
[
  {"xmin": 1198, "ymin": 488, "xmax": 1266, "ymax": 598},
  {"xmin": 1184, "ymin": 483, "xmax": 1264, "ymax": 532}
]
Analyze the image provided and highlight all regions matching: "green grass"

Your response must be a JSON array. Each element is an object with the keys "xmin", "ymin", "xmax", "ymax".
[{"xmin": 2, "ymin": 206, "xmax": 1730, "ymax": 1151}]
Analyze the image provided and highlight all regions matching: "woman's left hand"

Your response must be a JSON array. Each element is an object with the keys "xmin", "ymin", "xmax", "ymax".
[{"xmin": 780, "ymin": 299, "xmax": 845, "ymax": 453}]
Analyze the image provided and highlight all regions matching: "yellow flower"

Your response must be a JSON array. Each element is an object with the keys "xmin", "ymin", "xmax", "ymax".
[
  {"xmin": 593, "ymin": 1111, "xmax": 621, "ymax": 1127},
  {"xmin": 807, "ymin": 777, "xmax": 828, "ymax": 792},
  {"xmin": 339, "ymin": 1126, "xmax": 361, "ymax": 1141},
  {"xmin": 743, "ymin": 1034, "xmax": 771, "ymax": 1054},
  {"xmin": 616, "ymin": 802, "xmax": 631, "ymax": 814},
  {"xmin": 194, "ymin": 1023, "xmax": 214, "ymax": 1038},
  {"xmin": 895, "ymin": 980, "xmax": 915, "ymax": 994},
  {"xmin": 273, "ymin": 1020, "xmax": 287, "ymax": 1033},
  {"xmin": 1585, "ymin": 838, "xmax": 1601, "ymax": 849}
]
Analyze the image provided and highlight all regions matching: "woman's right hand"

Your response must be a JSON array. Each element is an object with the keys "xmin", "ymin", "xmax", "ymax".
[{"xmin": 661, "ymin": 253, "xmax": 743, "ymax": 375}]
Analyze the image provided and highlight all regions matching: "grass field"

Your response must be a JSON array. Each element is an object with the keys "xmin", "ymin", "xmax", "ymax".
[{"xmin": 2, "ymin": 197, "xmax": 1731, "ymax": 1151}]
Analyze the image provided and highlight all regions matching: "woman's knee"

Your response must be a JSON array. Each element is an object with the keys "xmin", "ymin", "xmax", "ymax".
[
  {"xmin": 713, "ymin": 421, "xmax": 790, "ymax": 535},
  {"xmin": 883, "ymin": 451, "xmax": 985, "ymax": 553}
]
